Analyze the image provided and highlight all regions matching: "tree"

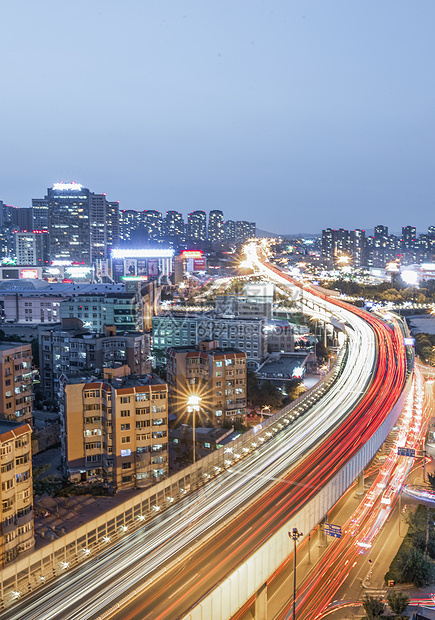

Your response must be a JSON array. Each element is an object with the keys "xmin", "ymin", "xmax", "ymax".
[
  {"xmin": 397, "ymin": 547, "xmax": 435, "ymax": 587},
  {"xmin": 387, "ymin": 591, "xmax": 409, "ymax": 617},
  {"xmin": 362, "ymin": 595, "xmax": 385, "ymax": 619}
]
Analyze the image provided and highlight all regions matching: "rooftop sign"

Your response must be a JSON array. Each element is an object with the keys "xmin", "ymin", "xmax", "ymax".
[{"xmin": 52, "ymin": 182, "xmax": 83, "ymax": 191}]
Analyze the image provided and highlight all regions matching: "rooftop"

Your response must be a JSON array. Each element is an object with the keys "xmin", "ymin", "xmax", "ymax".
[{"xmin": 0, "ymin": 341, "xmax": 29, "ymax": 351}]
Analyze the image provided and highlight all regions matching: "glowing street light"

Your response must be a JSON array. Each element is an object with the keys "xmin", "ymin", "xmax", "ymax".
[{"xmin": 187, "ymin": 395, "xmax": 201, "ymax": 465}]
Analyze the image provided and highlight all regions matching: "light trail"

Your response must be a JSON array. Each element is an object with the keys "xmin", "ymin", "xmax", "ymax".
[{"xmin": 0, "ymin": 244, "xmax": 408, "ymax": 620}]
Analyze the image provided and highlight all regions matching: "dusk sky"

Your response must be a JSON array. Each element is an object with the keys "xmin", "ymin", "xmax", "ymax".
[{"xmin": 1, "ymin": 1, "xmax": 434, "ymax": 234}]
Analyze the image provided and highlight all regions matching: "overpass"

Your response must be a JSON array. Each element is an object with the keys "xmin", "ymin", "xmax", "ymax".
[{"xmin": 0, "ymin": 253, "xmax": 410, "ymax": 620}]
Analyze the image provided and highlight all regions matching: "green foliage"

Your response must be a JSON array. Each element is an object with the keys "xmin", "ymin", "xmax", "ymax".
[
  {"xmin": 362, "ymin": 595, "xmax": 385, "ymax": 618},
  {"xmin": 414, "ymin": 332, "xmax": 435, "ymax": 364},
  {"xmin": 323, "ymin": 277, "xmax": 435, "ymax": 305},
  {"xmin": 387, "ymin": 590, "xmax": 409, "ymax": 616}
]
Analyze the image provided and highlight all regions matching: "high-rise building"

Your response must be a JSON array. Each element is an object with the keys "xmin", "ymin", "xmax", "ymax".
[
  {"xmin": 142, "ymin": 210, "xmax": 164, "ymax": 240},
  {"xmin": 14, "ymin": 230, "xmax": 49, "ymax": 265},
  {"xmin": 235, "ymin": 221, "xmax": 256, "ymax": 242},
  {"xmin": 402, "ymin": 226, "xmax": 417, "ymax": 250},
  {"xmin": 223, "ymin": 220, "xmax": 236, "ymax": 242},
  {"xmin": 166, "ymin": 341, "xmax": 247, "ymax": 426},
  {"xmin": 119, "ymin": 210, "xmax": 141, "ymax": 245},
  {"xmin": 0, "ymin": 202, "xmax": 15, "ymax": 260},
  {"xmin": 0, "ymin": 342, "xmax": 33, "ymax": 425},
  {"xmin": 0, "ymin": 421, "xmax": 34, "ymax": 565},
  {"xmin": 374, "ymin": 225, "xmax": 388, "ymax": 238},
  {"xmin": 187, "ymin": 211, "xmax": 207, "ymax": 241},
  {"xmin": 62, "ymin": 367, "xmax": 168, "ymax": 491},
  {"xmin": 11, "ymin": 207, "xmax": 33, "ymax": 231},
  {"xmin": 208, "ymin": 210, "xmax": 224, "ymax": 242},
  {"xmin": 32, "ymin": 183, "xmax": 119, "ymax": 265},
  {"xmin": 165, "ymin": 211, "xmax": 185, "ymax": 243},
  {"xmin": 349, "ymin": 229, "xmax": 365, "ymax": 267}
]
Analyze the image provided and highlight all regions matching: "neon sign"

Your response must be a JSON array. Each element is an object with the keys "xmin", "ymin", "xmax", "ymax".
[{"xmin": 52, "ymin": 182, "xmax": 83, "ymax": 191}]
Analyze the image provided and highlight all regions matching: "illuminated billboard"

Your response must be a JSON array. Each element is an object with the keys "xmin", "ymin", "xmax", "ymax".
[
  {"xmin": 20, "ymin": 269, "xmax": 38, "ymax": 280},
  {"xmin": 111, "ymin": 249, "xmax": 174, "ymax": 259},
  {"xmin": 64, "ymin": 266, "xmax": 93, "ymax": 279}
]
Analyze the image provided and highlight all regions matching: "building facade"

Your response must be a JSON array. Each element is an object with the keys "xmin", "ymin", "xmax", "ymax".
[
  {"xmin": 39, "ymin": 320, "xmax": 151, "ymax": 402},
  {"xmin": 0, "ymin": 343, "xmax": 33, "ymax": 425},
  {"xmin": 152, "ymin": 313, "xmax": 267, "ymax": 368},
  {"xmin": 32, "ymin": 183, "xmax": 119, "ymax": 264},
  {"xmin": 62, "ymin": 368, "xmax": 168, "ymax": 491},
  {"xmin": 166, "ymin": 341, "xmax": 247, "ymax": 426},
  {"xmin": 0, "ymin": 421, "xmax": 34, "ymax": 565}
]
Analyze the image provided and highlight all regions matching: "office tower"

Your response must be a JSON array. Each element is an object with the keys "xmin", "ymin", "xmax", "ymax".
[
  {"xmin": 223, "ymin": 220, "xmax": 236, "ymax": 242},
  {"xmin": 428, "ymin": 226, "xmax": 435, "ymax": 239},
  {"xmin": 0, "ymin": 421, "xmax": 34, "ymax": 565},
  {"xmin": 62, "ymin": 368, "xmax": 168, "ymax": 491},
  {"xmin": 0, "ymin": 343, "xmax": 33, "ymax": 425},
  {"xmin": 165, "ymin": 211, "xmax": 185, "ymax": 243},
  {"xmin": 11, "ymin": 207, "xmax": 33, "ymax": 231},
  {"xmin": 166, "ymin": 341, "xmax": 247, "ymax": 426},
  {"xmin": 208, "ymin": 210, "xmax": 224, "ymax": 242},
  {"xmin": 142, "ymin": 210, "xmax": 164, "ymax": 240},
  {"xmin": 187, "ymin": 211, "xmax": 207, "ymax": 241},
  {"xmin": 14, "ymin": 230, "xmax": 49, "ymax": 265},
  {"xmin": 31, "ymin": 198, "xmax": 49, "ymax": 231},
  {"xmin": 32, "ymin": 183, "xmax": 119, "ymax": 264}
]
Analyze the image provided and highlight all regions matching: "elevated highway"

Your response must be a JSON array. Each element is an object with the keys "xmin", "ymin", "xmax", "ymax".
[{"xmin": 0, "ymin": 253, "xmax": 409, "ymax": 620}]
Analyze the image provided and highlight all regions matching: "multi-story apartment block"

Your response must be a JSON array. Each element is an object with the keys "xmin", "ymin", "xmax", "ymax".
[
  {"xmin": 235, "ymin": 221, "xmax": 256, "ymax": 242},
  {"xmin": 142, "ymin": 210, "xmax": 164, "ymax": 240},
  {"xmin": 0, "ymin": 343, "xmax": 33, "ymax": 425},
  {"xmin": 0, "ymin": 421, "xmax": 34, "ymax": 565},
  {"xmin": 165, "ymin": 211, "xmax": 185, "ymax": 244},
  {"xmin": 208, "ymin": 210, "xmax": 224, "ymax": 243},
  {"xmin": 187, "ymin": 211, "xmax": 207, "ymax": 242},
  {"xmin": 60, "ymin": 291, "xmax": 141, "ymax": 332},
  {"xmin": 166, "ymin": 341, "xmax": 247, "ymax": 426},
  {"xmin": 223, "ymin": 220, "xmax": 236, "ymax": 242},
  {"xmin": 62, "ymin": 367, "xmax": 168, "ymax": 491},
  {"xmin": 14, "ymin": 230, "xmax": 49, "ymax": 265},
  {"xmin": 39, "ymin": 320, "xmax": 150, "ymax": 402},
  {"xmin": 152, "ymin": 313, "xmax": 267, "ymax": 368}
]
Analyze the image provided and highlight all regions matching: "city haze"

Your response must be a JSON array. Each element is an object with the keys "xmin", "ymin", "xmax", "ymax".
[{"xmin": 1, "ymin": 0, "xmax": 434, "ymax": 233}]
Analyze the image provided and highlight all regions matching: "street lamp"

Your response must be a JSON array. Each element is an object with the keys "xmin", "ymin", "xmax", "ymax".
[
  {"xmin": 187, "ymin": 395, "xmax": 201, "ymax": 465},
  {"xmin": 289, "ymin": 527, "xmax": 303, "ymax": 620}
]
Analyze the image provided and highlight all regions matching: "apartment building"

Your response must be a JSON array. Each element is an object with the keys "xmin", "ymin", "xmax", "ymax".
[
  {"xmin": 166, "ymin": 341, "xmax": 247, "ymax": 426},
  {"xmin": 0, "ymin": 343, "xmax": 33, "ymax": 425},
  {"xmin": 62, "ymin": 367, "xmax": 168, "ymax": 492},
  {"xmin": 0, "ymin": 421, "xmax": 34, "ymax": 565},
  {"xmin": 39, "ymin": 320, "xmax": 150, "ymax": 402},
  {"xmin": 153, "ymin": 313, "xmax": 266, "ymax": 369}
]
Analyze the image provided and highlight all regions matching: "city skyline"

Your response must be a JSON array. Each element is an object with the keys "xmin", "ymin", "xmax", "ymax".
[{"xmin": 1, "ymin": 1, "xmax": 435, "ymax": 233}]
